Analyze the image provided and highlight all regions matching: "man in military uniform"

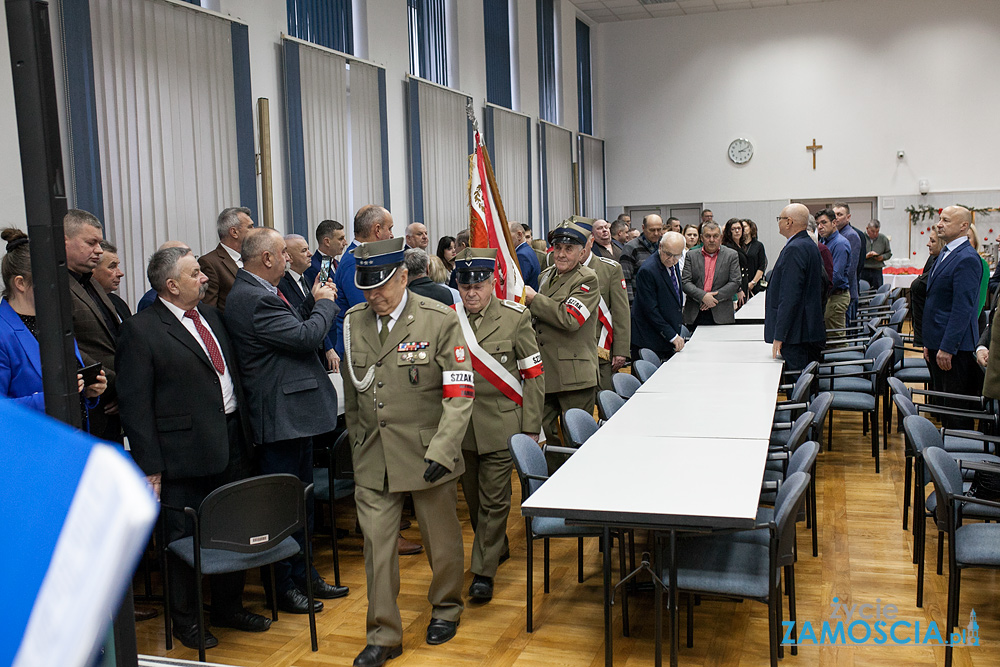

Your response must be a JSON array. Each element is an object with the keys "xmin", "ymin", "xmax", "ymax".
[
  {"xmin": 524, "ymin": 220, "xmax": 601, "ymax": 448},
  {"xmin": 570, "ymin": 216, "xmax": 631, "ymax": 391},
  {"xmin": 453, "ymin": 248, "xmax": 544, "ymax": 603},
  {"xmin": 342, "ymin": 237, "xmax": 473, "ymax": 667}
]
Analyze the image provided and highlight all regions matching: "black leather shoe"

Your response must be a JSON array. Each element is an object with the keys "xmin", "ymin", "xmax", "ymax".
[
  {"xmin": 498, "ymin": 549, "xmax": 511, "ymax": 565},
  {"xmin": 311, "ymin": 578, "xmax": 349, "ymax": 599},
  {"xmin": 426, "ymin": 618, "xmax": 458, "ymax": 645},
  {"xmin": 353, "ymin": 644, "xmax": 402, "ymax": 666},
  {"xmin": 172, "ymin": 623, "xmax": 218, "ymax": 650},
  {"xmin": 210, "ymin": 608, "xmax": 272, "ymax": 632},
  {"xmin": 278, "ymin": 588, "xmax": 324, "ymax": 614},
  {"xmin": 468, "ymin": 574, "xmax": 494, "ymax": 602}
]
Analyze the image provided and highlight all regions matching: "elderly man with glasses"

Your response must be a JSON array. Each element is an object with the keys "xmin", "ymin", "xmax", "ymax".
[{"xmin": 631, "ymin": 231, "xmax": 687, "ymax": 362}]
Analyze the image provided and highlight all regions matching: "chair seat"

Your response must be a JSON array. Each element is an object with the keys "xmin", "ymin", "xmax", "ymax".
[
  {"xmin": 829, "ymin": 391, "xmax": 876, "ymax": 410},
  {"xmin": 168, "ymin": 535, "xmax": 301, "ymax": 575},
  {"xmin": 894, "ymin": 368, "xmax": 932, "ymax": 383},
  {"xmin": 896, "ymin": 358, "xmax": 927, "ymax": 370},
  {"xmin": 769, "ymin": 430, "xmax": 790, "ymax": 448},
  {"xmin": 313, "ymin": 471, "xmax": 355, "ymax": 502},
  {"xmin": 823, "ymin": 351, "xmax": 864, "ymax": 363},
  {"xmin": 819, "ymin": 376, "xmax": 869, "ymax": 393},
  {"xmin": 944, "ymin": 435, "xmax": 998, "ymax": 455},
  {"xmin": 955, "ymin": 523, "xmax": 1000, "ymax": 566},
  {"xmin": 673, "ymin": 539, "xmax": 771, "ymax": 599},
  {"xmin": 532, "ymin": 516, "xmax": 603, "ymax": 537}
]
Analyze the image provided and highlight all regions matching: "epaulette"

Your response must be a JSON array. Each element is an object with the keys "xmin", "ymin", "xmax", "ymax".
[
  {"xmin": 346, "ymin": 302, "xmax": 370, "ymax": 315},
  {"xmin": 416, "ymin": 298, "xmax": 453, "ymax": 314},
  {"xmin": 597, "ymin": 256, "xmax": 621, "ymax": 268},
  {"xmin": 501, "ymin": 299, "xmax": 526, "ymax": 313}
]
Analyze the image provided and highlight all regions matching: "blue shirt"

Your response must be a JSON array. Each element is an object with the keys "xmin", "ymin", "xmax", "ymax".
[
  {"xmin": 838, "ymin": 224, "xmax": 862, "ymax": 301},
  {"xmin": 821, "ymin": 229, "xmax": 851, "ymax": 291},
  {"xmin": 332, "ymin": 240, "xmax": 365, "ymax": 357},
  {"xmin": 515, "ymin": 242, "xmax": 541, "ymax": 290}
]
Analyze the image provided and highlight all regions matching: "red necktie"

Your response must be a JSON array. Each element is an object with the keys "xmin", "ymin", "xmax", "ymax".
[
  {"xmin": 184, "ymin": 309, "xmax": 226, "ymax": 375},
  {"xmin": 277, "ymin": 288, "xmax": 292, "ymax": 308}
]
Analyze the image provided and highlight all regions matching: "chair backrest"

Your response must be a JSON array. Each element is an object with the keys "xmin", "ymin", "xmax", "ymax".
[
  {"xmin": 891, "ymin": 297, "xmax": 907, "ymax": 312},
  {"xmin": 872, "ymin": 349, "xmax": 895, "ymax": 390},
  {"xmin": 903, "ymin": 414, "xmax": 943, "ymax": 456},
  {"xmin": 800, "ymin": 361, "xmax": 820, "ymax": 379},
  {"xmin": 789, "ymin": 372, "xmax": 814, "ymax": 404},
  {"xmin": 923, "ymin": 446, "xmax": 965, "ymax": 529},
  {"xmin": 889, "ymin": 286, "xmax": 904, "ymax": 300},
  {"xmin": 613, "ymin": 372, "xmax": 642, "ymax": 399},
  {"xmin": 563, "ymin": 408, "xmax": 599, "ymax": 447},
  {"xmin": 878, "ymin": 328, "xmax": 904, "ymax": 365},
  {"xmin": 772, "ymin": 471, "xmax": 811, "ymax": 563},
  {"xmin": 807, "ymin": 392, "xmax": 833, "ymax": 433},
  {"xmin": 788, "ymin": 441, "xmax": 820, "ymax": 477},
  {"xmin": 868, "ymin": 292, "xmax": 888, "ymax": 309},
  {"xmin": 597, "ymin": 390, "xmax": 625, "ymax": 421},
  {"xmin": 332, "ymin": 430, "xmax": 354, "ymax": 477},
  {"xmin": 634, "ymin": 359, "xmax": 658, "ymax": 383},
  {"xmin": 876, "ymin": 283, "xmax": 891, "ymax": 294},
  {"xmin": 859, "ymin": 279, "xmax": 871, "ymax": 293},
  {"xmin": 892, "ymin": 393, "xmax": 918, "ymax": 419},
  {"xmin": 198, "ymin": 474, "xmax": 305, "ymax": 554},
  {"xmin": 864, "ymin": 336, "xmax": 894, "ymax": 361},
  {"xmin": 785, "ymin": 411, "xmax": 815, "ymax": 454},
  {"xmin": 509, "ymin": 433, "xmax": 548, "ymax": 498},
  {"xmin": 887, "ymin": 307, "xmax": 908, "ymax": 333},
  {"xmin": 639, "ymin": 348, "xmax": 662, "ymax": 368},
  {"xmin": 887, "ymin": 376, "xmax": 910, "ymax": 399},
  {"xmin": 680, "ymin": 325, "xmax": 692, "ymax": 340}
]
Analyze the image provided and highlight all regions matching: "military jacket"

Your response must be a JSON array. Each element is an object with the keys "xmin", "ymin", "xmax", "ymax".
[
  {"xmin": 343, "ymin": 290, "xmax": 474, "ymax": 492},
  {"xmin": 461, "ymin": 296, "xmax": 545, "ymax": 453},
  {"xmin": 583, "ymin": 253, "xmax": 631, "ymax": 360},
  {"xmin": 530, "ymin": 264, "xmax": 601, "ymax": 393}
]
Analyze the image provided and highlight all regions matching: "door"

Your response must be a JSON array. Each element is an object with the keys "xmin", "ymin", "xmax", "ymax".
[
  {"xmin": 795, "ymin": 197, "xmax": 876, "ymax": 227},
  {"xmin": 669, "ymin": 206, "xmax": 702, "ymax": 231}
]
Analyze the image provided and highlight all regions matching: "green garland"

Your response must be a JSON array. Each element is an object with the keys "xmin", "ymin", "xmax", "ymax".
[{"xmin": 906, "ymin": 204, "xmax": 997, "ymax": 225}]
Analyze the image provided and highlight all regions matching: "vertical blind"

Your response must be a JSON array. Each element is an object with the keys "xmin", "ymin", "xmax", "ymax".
[
  {"xmin": 408, "ymin": 76, "xmax": 472, "ymax": 243},
  {"xmin": 536, "ymin": 0, "xmax": 557, "ymax": 123},
  {"xmin": 81, "ymin": 0, "xmax": 249, "ymax": 308},
  {"xmin": 539, "ymin": 120, "xmax": 574, "ymax": 233},
  {"xmin": 485, "ymin": 104, "xmax": 531, "ymax": 231},
  {"xmin": 578, "ymin": 134, "xmax": 605, "ymax": 220},
  {"xmin": 283, "ymin": 37, "xmax": 390, "ymax": 239},
  {"xmin": 483, "ymin": 0, "xmax": 512, "ymax": 109},
  {"xmin": 286, "ymin": 0, "xmax": 354, "ymax": 54},
  {"xmin": 408, "ymin": 0, "xmax": 449, "ymax": 86},
  {"xmin": 576, "ymin": 19, "xmax": 592, "ymax": 136}
]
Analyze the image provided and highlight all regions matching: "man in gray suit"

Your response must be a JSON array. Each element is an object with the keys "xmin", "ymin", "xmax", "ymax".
[
  {"xmin": 681, "ymin": 221, "xmax": 742, "ymax": 328},
  {"xmin": 223, "ymin": 228, "xmax": 348, "ymax": 614}
]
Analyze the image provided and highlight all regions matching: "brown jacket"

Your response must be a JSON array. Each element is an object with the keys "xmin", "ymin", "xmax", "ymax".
[
  {"xmin": 69, "ymin": 275, "xmax": 119, "ymax": 437},
  {"xmin": 198, "ymin": 243, "xmax": 240, "ymax": 312}
]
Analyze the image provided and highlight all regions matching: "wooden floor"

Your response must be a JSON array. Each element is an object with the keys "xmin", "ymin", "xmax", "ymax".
[{"xmin": 135, "ymin": 405, "xmax": 999, "ymax": 666}]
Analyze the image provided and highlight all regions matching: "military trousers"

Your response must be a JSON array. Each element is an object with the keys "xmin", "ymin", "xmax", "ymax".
[
  {"xmin": 355, "ymin": 479, "xmax": 464, "ymax": 646},
  {"xmin": 541, "ymin": 386, "xmax": 596, "ymax": 449},
  {"xmin": 597, "ymin": 358, "xmax": 615, "ymax": 393},
  {"xmin": 461, "ymin": 446, "xmax": 513, "ymax": 578}
]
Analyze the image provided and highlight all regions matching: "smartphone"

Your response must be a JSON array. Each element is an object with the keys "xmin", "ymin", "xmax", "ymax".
[
  {"xmin": 80, "ymin": 362, "xmax": 102, "ymax": 386},
  {"xmin": 317, "ymin": 256, "xmax": 333, "ymax": 284}
]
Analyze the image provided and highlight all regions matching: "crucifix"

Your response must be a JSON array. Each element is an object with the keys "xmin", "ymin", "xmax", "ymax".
[{"xmin": 806, "ymin": 138, "xmax": 823, "ymax": 169}]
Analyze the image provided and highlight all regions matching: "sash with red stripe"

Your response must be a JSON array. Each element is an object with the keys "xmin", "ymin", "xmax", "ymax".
[
  {"xmin": 597, "ymin": 296, "xmax": 613, "ymax": 351},
  {"xmin": 451, "ymin": 300, "xmax": 527, "ymax": 406}
]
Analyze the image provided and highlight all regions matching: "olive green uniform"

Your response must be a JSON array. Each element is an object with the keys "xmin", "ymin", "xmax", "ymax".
[
  {"xmin": 344, "ymin": 290, "xmax": 474, "ymax": 647},
  {"xmin": 583, "ymin": 253, "xmax": 631, "ymax": 391},
  {"xmin": 460, "ymin": 296, "xmax": 545, "ymax": 578},
  {"xmin": 530, "ymin": 263, "xmax": 601, "ymax": 446}
]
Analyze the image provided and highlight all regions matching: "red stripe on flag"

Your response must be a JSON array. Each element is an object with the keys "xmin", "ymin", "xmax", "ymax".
[{"xmin": 598, "ymin": 311, "xmax": 614, "ymax": 349}]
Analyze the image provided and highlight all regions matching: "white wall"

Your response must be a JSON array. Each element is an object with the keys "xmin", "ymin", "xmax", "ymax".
[{"xmin": 595, "ymin": 0, "xmax": 1000, "ymax": 233}]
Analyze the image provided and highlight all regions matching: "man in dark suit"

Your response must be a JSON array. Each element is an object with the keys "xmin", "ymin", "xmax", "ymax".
[
  {"xmin": 305, "ymin": 219, "xmax": 347, "ymax": 286},
  {"xmin": 765, "ymin": 204, "xmax": 827, "ymax": 371},
  {"xmin": 405, "ymin": 248, "xmax": 453, "ymax": 305},
  {"xmin": 509, "ymin": 221, "xmax": 540, "ymax": 290},
  {"xmin": 94, "ymin": 240, "xmax": 131, "ymax": 323},
  {"xmin": 117, "ymin": 247, "xmax": 270, "ymax": 649},
  {"xmin": 136, "ymin": 240, "xmax": 192, "ymax": 312},
  {"xmin": 924, "ymin": 206, "xmax": 984, "ymax": 428},
  {"xmin": 64, "ymin": 209, "xmax": 122, "ymax": 443},
  {"xmin": 199, "ymin": 206, "xmax": 255, "ymax": 313},
  {"xmin": 224, "ymin": 228, "xmax": 348, "ymax": 613},
  {"xmin": 631, "ymin": 232, "xmax": 686, "ymax": 362},
  {"xmin": 681, "ymin": 221, "xmax": 742, "ymax": 328}
]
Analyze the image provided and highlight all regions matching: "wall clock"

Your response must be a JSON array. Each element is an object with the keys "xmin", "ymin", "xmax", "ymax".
[{"xmin": 728, "ymin": 138, "xmax": 753, "ymax": 164}]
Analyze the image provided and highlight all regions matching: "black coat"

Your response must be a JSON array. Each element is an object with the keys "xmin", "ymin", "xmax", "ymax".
[
  {"xmin": 631, "ymin": 252, "xmax": 684, "ymax": 355},
  {"xmin": 408, "ymin": 276, "xmax": 454, "ymax": 305},
  {"xmin": 765, "ymin": 230, "xmax": 826, "ymax": 346},
  {"xmin": 116, "ymin": 299, "xmax": 251, "ymax": 479}
]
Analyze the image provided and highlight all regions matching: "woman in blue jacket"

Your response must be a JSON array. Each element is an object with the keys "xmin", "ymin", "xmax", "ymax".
[{"xmin": 0, "ymin": 227, "xmax": 106, "ymax": 426}]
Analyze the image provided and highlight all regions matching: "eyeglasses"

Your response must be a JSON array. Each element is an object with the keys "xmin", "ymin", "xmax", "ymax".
[{"xmin": 776, "ymin": 216, "xmax": 790, "ymax": 223}]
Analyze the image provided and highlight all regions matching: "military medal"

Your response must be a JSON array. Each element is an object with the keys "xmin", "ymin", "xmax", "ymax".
[{"xmin": 409, "ymin": 366, "xmax": 419, "ymax": 385}]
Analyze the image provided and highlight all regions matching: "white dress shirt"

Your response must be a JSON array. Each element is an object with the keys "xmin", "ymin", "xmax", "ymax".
[
  {"xmin": 159, "ymin": 297, "xmax": 238, "ymax": 413},
  {"xmin": 222, "ymin": 243, "xmax": 244, "ymax": 269},
  {"xmin": 376, "ymin": 291, "xmax": 409, "ymax": 336}
]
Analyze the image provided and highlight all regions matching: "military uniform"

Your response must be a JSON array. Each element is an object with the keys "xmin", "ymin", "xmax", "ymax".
[
  {"xmin": 584, "ymin": 249, "xmax": 631, "ymax": 391},
  {"xmin": 530, "ymin": 259, "xmax": 600, "ymax": 447},
  {"xmin": 343, "ymin": 239, "xmax": 473, "ymax": 654}
]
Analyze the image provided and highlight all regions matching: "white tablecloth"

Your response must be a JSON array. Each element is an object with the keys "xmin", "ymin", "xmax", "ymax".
[{"xmin": 882, "ymin": 272, "xmax": 920, "ymax": 290}]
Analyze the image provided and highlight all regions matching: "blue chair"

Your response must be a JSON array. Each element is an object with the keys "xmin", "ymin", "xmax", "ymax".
[
  {"xmin": 562, "ymin": 407, "xmax": 598, "ymax": 449},
  {"xmin": 639, "ymin": 348, "xmax": 662, "ymax": 368},
  {"xmin": 613, "ymin": 372, "xmax": 641, "ymax": 399},
  {"xmin": 923, "ymin": 447, "xmax": 1000, "ymax": 667},
  {"xmin": 597, "ymin": 390, "xmax": 625, "ymax": 422},
  {"xmin": 633, "ymin": 359, "xmax": 658, "ymax": 383},
  {"xmin": 825, "ymin": 349, "xmax": 894, "ymax": 472}
]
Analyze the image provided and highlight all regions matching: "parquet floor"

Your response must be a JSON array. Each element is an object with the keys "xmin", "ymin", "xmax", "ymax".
[{"xmin": 135, "ymin": 403, "xmax": 999, "ymax": 666}]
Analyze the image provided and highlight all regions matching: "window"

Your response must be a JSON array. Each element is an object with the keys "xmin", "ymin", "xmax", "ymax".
[
  {"xmin": 408, "ymin": 0, "xmax": 448, "ymax": 86},
  {"xmin": 483, "ymin": 0, "xmax": 512, "ymax": 108},
  {"xmin": 536, "ymin": 0, "xmax": 557, "ymax": 123},
  {"xmin": 578, "ymin": 134, "xmax": 604, "ymax": 219},
  {"xmin": 539, "ymin": 121, "xmax": 574, "ymax": 232},
  {"xmin": 485, "ymin": 104, "xmax": 531, "ymax": 229},
  {"xmin": 287, "ymin": 0, "xmax": 353, "ymax": 54},
  {"xmin": 576, "ymin": 19, "xmax": 592, "ymax": 135}
]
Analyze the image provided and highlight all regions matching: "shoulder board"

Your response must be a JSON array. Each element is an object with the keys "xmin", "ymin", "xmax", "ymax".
[
  {"xmin": 346, "ymin": 302, "xmax": 369, "ymax": 315},
  {"xmin": 416, "ymin": 298, "xmax": 453, "ymax": 313},
  {"xmin": 577, "ymin": 265, "xmax": 599, "ymax": 280},
  {"xmin": 597, "ymin": 256, "xmax": 620, "ymax": 268},
  {"xmin": 500, "ymin": 299, "xmax": 526, "ymax": 313}
]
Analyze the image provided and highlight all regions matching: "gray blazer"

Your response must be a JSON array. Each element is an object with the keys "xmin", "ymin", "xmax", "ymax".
[
  {"xmin": 681, "ymin": 245, "xmax": 743, "ymax": 325},
  {"xmin": 223, "ymin": 269, "xmax": 339, "ymax": 444}
]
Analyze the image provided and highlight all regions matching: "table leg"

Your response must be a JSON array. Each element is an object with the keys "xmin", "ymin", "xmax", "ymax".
[
  {"xmin": 654, "ymin": 533, "xmax": 662, "ymax": 667},
  {"xmin": 603, "ymin": 525, "xmax": 613, "ymax": 667},
  {"xmin": 669, "ymin": 530, "xmax": 679, "ymax": 667}
]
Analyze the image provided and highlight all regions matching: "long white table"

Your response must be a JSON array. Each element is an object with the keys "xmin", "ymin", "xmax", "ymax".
[
  {"xmin": 521, "ymin": 324, "xmax": 785, "ymax": 667},
  {"xmin": 734, "ymin": 291, "xmax": 766, "ymax": 322}
]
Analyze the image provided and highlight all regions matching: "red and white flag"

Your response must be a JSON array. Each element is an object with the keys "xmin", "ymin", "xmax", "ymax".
[{"xmin": 468, "ymin": 130, "xmax": 525, "ymax": 303}]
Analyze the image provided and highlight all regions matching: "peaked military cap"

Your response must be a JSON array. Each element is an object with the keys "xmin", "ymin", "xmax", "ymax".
[
  {"xmin": 353, "ymin": 237, "xmax": 406, "ymax": 289},
  {"xmin": 453, "ymin": 247, "xmax": 497, "ymax": 284},
  {"xmin": 548, "ymin": 218, "xmax": 592, "ymax": 246}
]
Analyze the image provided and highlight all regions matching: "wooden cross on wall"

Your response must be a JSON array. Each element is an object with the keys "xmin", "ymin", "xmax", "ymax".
[{"xmin": 806, "ymin": 138, "xmax": 823, "ymax": 169}]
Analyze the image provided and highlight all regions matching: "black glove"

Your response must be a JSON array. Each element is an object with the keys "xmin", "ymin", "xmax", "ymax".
[{"xmin": 423, "ymin": 460, "xmax": 451, "ymax": 483}]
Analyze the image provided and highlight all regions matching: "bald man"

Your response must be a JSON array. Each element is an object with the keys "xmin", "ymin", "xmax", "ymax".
[
  {"xmin": 923, "ymin": 206, "xmax": 984, "ymax": 427},
  {"xmin": 764, "ymin": 204, "xmax": 827, "ymax": 370},
  {"xmin": 137, "ymin": 240, "xmax": 193, "ymax": 312},
  {"xmin": 404, "ymin": 222, "xmax": 429, "ymax": 251},
  {"xmin": 631, "ymin": 232, "xmax": 687, "ymax": 362}
]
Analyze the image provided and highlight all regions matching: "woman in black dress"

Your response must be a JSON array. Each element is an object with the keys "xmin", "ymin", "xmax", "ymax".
[
  {"xmin": 722, "ymin": 218, "xmax": 749, "ymax": 307},
  {"xmin": 741, "ymin": 219, "xmax": 768, "ymax": 295}
]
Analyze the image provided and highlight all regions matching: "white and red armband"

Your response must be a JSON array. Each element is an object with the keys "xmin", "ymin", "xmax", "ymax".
[
  {"xmin": 442, "ymin": 370, "xmax": 475, "ymax": 399},
  {"xmin": 517, "ymin": 353, "xmax": 543, "ymax": 379},
  {"xmin": 565, "ymin": 296, "xmax": 591, "ymax": 326}
]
